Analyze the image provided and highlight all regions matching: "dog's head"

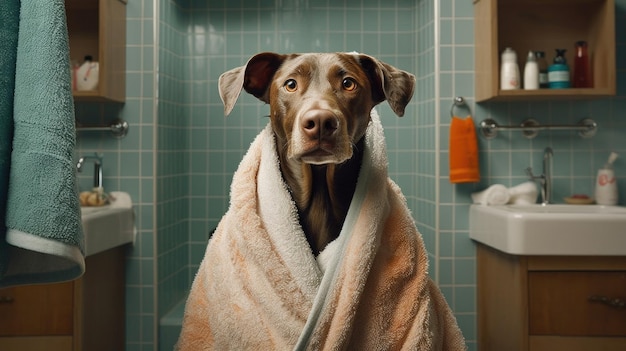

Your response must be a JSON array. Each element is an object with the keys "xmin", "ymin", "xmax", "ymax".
[{"xmin": 219, "ymin": 52, "xmax": 415, "ymax": 165}]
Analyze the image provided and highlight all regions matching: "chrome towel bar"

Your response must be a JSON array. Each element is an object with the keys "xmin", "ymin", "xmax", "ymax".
[
  {"xmin": 76, "ymin": 118, "xmax": 129, "ymax": 139},
  {"xmin": 479, "ymin": 118, "xmax": 597, "ymax": 139}
]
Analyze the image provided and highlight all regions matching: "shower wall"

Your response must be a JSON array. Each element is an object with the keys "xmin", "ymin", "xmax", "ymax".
[{"xmin": 181, "ymin": 0, "xmax": 421, "ymax": 285}]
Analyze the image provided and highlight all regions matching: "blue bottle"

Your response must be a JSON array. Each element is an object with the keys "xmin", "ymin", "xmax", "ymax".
[{"xmin": 548, "ymin": 49, "xmax": 570, "ymax": 89}]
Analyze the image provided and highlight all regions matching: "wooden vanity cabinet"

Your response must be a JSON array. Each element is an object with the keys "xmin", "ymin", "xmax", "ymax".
[
  {"xmin": 473, "ymin": 0, "xmax": 616, "ymax": 102},
  {"xmin": 65, "ymin": 0, "xmax": 126, "ymax": 103},
  {"xmin": 0, "ymin": 246, "xmax": 126, "ymax": 351},
  {"xmin": 477, "ymin": 244, "xmax": 626, "ymax": 351}
]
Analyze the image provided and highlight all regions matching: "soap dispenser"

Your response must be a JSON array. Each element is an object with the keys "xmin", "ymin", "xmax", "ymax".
[
  {"xmin": 595, "ymin": 152, "xmax": 619, "ymax": 205},
  {"xmin": 548, "ymin": 49, "xmax": 570, "ymax": 89}
]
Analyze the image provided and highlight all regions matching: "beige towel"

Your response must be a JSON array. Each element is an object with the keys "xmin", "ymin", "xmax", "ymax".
[{"xmin": 177, "ymin": 112, "xmax": 466, "ymax": 350}]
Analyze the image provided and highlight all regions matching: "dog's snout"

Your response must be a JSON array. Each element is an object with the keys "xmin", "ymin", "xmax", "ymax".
[{"xmin": 301, "ymin": 110, "xmax": 339, "ymax": 139}]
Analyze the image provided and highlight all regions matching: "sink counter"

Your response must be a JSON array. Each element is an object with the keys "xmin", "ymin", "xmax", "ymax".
[
  {"xmin": 80, "ymin": 191, "xmax": 134, "ymax": 256},
  {"xmin": 469, "ymin": 204, "xmax": 626, "ymax": 256}
]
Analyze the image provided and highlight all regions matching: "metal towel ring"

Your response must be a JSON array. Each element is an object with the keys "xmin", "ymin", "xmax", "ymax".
[{"xmin": 450, "ymin": 96, "xmax": 472, "ymax": 118}]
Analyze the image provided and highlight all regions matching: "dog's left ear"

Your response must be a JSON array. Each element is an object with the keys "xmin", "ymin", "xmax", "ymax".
[
  {"xmin": 218, "ymin": 52, "xmax": 287, "ymax": 116},
  {"xmin": 356, "ymin": 55, "xmax": 416, "ymax": 117}
]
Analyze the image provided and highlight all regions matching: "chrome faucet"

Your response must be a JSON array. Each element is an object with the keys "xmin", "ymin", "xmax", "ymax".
[
  {"xmin": 77, "ymin": 154, "xmax": 103, "ymax": 189},
  {"xmin": 526, "ymin": 147, "xmax": 553, "ymax": 205}
]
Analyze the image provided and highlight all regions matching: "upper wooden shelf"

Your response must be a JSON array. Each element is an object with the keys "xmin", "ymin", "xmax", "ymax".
[
  {"xmin": 473, "ymin": 0, "xmax": 616, "ymax": 102},
  {"xmin": 66, "ymin": 0, "xmax": 126, "ymax": 103}
]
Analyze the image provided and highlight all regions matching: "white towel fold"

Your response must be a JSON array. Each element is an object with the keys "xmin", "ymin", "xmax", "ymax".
[
  {"xmin": 471, "ymin": 182, "xmax": 539, "ymax": 205},
  {"xmin": 471, "ymin": 184, "xmax": 510, "ymax": 205},
  {"xmin": 508, "ymin": 181, "xmax": 538, "ymax": 205}
]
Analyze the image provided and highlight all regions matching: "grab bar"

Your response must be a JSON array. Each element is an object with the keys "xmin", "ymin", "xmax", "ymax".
[
  {"xmin": 76, "ymin": 118, "xmax": 129, "ymax": 139},
  {"xmin": 479, "ymin": 118, "xmax": 597, "ymax": 139}
]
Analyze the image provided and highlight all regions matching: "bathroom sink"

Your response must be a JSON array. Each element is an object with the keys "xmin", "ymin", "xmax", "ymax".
[
  {"xmin": 81, "ymin": 191, "xmax": 134, "ymax": 256},
  {"xmin": 469, "ymin": 204, "xmax": 626, "ymax": 256}
]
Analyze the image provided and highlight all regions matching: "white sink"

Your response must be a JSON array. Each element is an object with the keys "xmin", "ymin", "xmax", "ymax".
[
  {"xmin": 469, "ymin": 204, "xmax": 626, "ymax": 256},
  {"xmin": 81, "ymin": 191, "xmax": 135, "ymax": 256}
]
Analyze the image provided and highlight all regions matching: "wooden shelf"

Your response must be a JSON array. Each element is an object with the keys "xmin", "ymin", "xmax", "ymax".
[
  {"xmin": 66, "ymin": 0, "xmax": 126, "ymax": 103},
  {"xmin": 474, "ymin": 0, "xmax": 616, "ymax": 102}
]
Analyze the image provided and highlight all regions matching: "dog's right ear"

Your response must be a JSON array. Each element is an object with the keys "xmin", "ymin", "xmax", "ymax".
[{"xmin": 218, "ymin": 52, "xmax": 286, "ymax": 116}]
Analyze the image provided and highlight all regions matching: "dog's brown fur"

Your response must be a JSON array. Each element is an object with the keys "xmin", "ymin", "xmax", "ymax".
[{"xmin": 219, "ymin": 52, "xmax": 415, "ymax": 254}]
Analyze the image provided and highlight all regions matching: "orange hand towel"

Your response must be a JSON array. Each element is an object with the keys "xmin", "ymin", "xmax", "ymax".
[{"xmin": 449, "ymin": 115, "xmax": 480, "ymax": 183}]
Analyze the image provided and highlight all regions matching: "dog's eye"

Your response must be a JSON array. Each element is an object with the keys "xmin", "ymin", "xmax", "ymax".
[
  {"xmin": 342, "ymin": 78, "xmax": 357, "ymax": 91},
  {"xmin": 284, "ymin": 79, "xmax": 298, "ymax": 92}
]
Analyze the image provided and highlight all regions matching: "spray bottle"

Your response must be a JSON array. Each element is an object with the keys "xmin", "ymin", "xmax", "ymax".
[{"xmin": 595, "ymin": 152, "xmax": 619, "ymax": 205}]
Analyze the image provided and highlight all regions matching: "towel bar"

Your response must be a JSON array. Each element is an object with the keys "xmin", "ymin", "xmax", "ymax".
[
  {"xmin": 76, "ymin": 118, "xmax": 129, "ymax": 139},
  {"xmin": 479, "ymin": 118, "xmax": 597, "ymax": 139}
]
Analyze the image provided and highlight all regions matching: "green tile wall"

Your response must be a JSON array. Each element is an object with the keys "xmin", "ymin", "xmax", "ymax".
[{"xmin": 72, "ymin": 0, "xmax": 626, "ymax": 350}]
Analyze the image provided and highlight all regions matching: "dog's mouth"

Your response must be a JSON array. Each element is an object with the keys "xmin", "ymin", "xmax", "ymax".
[
  {"xmin": 298, "ymin": 141, "xmax": 351, "ymax": 165},
  {"xmin": 300, "ymin": 148, "xmax": 336, "ymax": 165}
]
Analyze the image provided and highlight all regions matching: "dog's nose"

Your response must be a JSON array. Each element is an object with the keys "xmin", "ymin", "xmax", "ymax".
[{"xmin": 301, "ymin": 110, "xmax": 338, "ymax": 139}]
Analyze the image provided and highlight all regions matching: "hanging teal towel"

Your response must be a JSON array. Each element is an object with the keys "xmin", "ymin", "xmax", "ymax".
[{"xmin": 0, "ymin": 0, "xmax": 85, "ymax": 287}]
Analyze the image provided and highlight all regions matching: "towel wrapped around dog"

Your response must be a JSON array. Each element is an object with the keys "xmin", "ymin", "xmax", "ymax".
[{"xmin": 177, "ymin": 112, "xmax": 466, "ymax": 350}]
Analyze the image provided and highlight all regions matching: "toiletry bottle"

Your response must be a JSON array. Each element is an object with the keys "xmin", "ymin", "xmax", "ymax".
[
  {"xmin": 535, "ymin": 51, "xmax": 549, "ymax": 88},
  {"xmin": 548, "ymin": 49, "xmax": 570, "ymax": 89},
  {"xmin": 523, "ymin": 50, "xmax": 539, "ymax": 90},
  {"xmin": 573, "ymin": 40, "xmax": 592, "ymax": 88},
  {"xmin": 75, "ymin": 55, "xmax": 99, "ymax": 91},
  {"xmin": 500, "ymin": 47, "xmax": 520, "ymax": 90},
  {"xmin": 595, "ymin": 152, "xmax": 619, "ymax": 206}
]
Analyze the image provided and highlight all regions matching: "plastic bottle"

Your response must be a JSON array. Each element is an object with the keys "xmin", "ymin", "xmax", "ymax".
[
  {"xmin": 75, "ymin": 55, "xmax": 99, "ymax": 91},
  {"xmin": 595, "ymin": 152, "xmax": 619, "ymax": 206},
  {"xmin": 548, "ymin": 49, "xmax": 570, "ymax": 89},
  {"xmin": 535, "ymin": 51, "xmax": 549, "ymax": 88},
  {"xmin": 573, "ymin": 40, "xmax": 592, "ymax": 88},
  {"xmin": 500, "ymin": 47, "xmax": 520, "ymax": 90},
  {"xmin": 523, "ymin": 51, "xmax": 539, "ymax": 90}
]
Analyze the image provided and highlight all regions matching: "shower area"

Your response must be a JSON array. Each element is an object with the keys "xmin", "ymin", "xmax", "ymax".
[{"xmin": 114, "ymin": 0, "xmax": 473, "ymax": 349}]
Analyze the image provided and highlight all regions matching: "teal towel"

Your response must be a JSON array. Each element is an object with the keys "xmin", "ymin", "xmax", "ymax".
[
  {"xmin": 0, "ymin": 0, "xmax": 20, "ymax": 279},
  {"xmin": 0, "ymin": 0, "xmax": 85, "ymax": 287}
]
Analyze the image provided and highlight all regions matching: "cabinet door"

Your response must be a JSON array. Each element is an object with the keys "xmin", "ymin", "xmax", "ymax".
[
  {"xmin": 0, "ymin": 281, "xmax": 74, "ymax": 336},
  {"xmin": 528, "ymin": 271, "xmax": 626, "ymax": 336}
]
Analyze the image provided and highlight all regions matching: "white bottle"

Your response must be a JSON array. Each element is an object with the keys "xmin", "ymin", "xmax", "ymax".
[
  {"xmin": 523, "ymin": 50, "xmax": 539, "ymax": 90},
  {"xmin": 595, "ymin": 152, "xmax": 619, "ymax": 205},
  {"xmin": 75, "ymin": 55, "xmax": 99, "ymax": 91},
  {"xmin": 500, "ymin": 47, "xmax": 520, "ymax": 90}
]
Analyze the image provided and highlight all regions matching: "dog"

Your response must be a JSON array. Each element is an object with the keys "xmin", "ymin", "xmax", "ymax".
[{"xmin": 218, "ymin": 52, "xmax": 415, "ymax": 254}]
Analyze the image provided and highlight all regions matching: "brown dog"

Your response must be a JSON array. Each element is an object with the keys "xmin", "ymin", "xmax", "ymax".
[{"xmin": 218, "ymin": 52, "xmax": 415, "ymax": 254}]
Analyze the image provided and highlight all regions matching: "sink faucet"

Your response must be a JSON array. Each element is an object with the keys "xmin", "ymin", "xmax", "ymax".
[
  {"xmin": 77, "ymin": 154, "xmax": 103, "ymax": 189},
  {"xmin": 526, "ymin": 147, "xmax": 553, "ymax": 205}
]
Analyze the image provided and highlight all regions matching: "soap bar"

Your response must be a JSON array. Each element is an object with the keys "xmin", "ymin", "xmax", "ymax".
[{"xmin": 79, "ymin": 189, "xmax": 108, "ymax": 206}]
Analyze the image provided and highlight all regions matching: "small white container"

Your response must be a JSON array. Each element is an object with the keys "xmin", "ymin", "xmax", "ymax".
[
  {"xmin": 500, "ymin": 47, "xmax": 520, "ymax": 90},
  {"xmin": 523, "ymin": 51, "xmax": 539, "ymax": 90},
  {"xmin": 75, "ymin": 55, "xmax": 99, "ymax": 91},
  {"xmin": 595, "ymin": 169, "xmax": 618, "ymax": 205},
  {"xmin": 595, "ymin": 152, "xmax": 619, "ymax": 206}
]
